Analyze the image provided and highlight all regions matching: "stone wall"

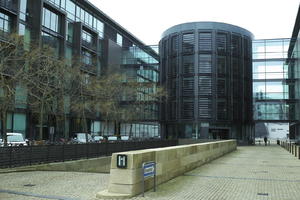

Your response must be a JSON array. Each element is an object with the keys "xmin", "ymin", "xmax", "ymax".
[{"xmin": 97, "ymin": 140, "xmax": 237, "ymax": 199}]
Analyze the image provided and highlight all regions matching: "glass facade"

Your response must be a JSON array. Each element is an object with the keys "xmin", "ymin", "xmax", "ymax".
[
  {"xmin": 253, "ymin": 39, "xmax": 294, "ymax": 121},
  {"xmin": 45, "ymin": 0, "xmax": 104, "ymax": 37},
  {"xmin": 120, "ymin": 45, "xmax": 160, "ymax": 137}
]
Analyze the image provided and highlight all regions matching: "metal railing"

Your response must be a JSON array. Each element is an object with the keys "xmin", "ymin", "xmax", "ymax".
[{"xmin": 0, "ymin": 139, "xmax": 178, "ymax": 168}]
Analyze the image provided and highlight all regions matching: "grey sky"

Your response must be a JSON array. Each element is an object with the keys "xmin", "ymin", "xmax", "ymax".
[{"xmin": 89, "ymin": 0, "xmax": 299, "ymax": 45}]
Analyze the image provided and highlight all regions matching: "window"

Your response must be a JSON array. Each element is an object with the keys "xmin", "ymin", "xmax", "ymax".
[
  {"xmin": 182, "ymin": 100, "xmax": 194, "ymax": 119},
  {"xmin": 217, "ymin": 33, "xmax": 227, "ymax": 52},
  {"xmin": 232, "ymin": 35, "xmax": 241, "ymax": 56},
  {"xmin": 46, "ymin": 0, "xmax": 60, "ymax": 6},
  {"xmin": 199, "ymin": 32, "xmax": 212, "ymax": 51},
  {"xmin": 41, "ymin": 32, "xmax": 60, "ymax": 57},
  {"xmin": 171, "ymin": 35, "xmax": 178, "ymax": 55},
  {"xmin": 15, "ymin": 85, "xmax": 27, "ymax": 109},
  {"xmin": 117, "ymin": 33, "xmax": 123, "ymax": 46},
  {"xmin": 217, "ymin": 79, "xmax": 226, "ymax": 97},
  {"xmin": 60, "ymin": 0, "xmax": 66, "ymax": 9},
  {"xmin": 182, "ymin": 55, "xmax": 194, "ymax": 74},
  {"xmin": 66, "ymin": 21, "xmax": 73, "ymax": 42},
  {"xmin": 19, "ymin": 0, "xmax": 27, "ymax": 21},
  {"xmin": 198, "ymin": 97, "xmax": 212, "ymax": 118},
  {"xmin": 217, "ymin": 56, "xmax": 226, "ymax": 77},
  {"xmin": 65, "ymin": 45, "xmax": 72, "ymax": 64},
  {"xmin": 198, "ymin": 54, "xmax": 212, "ymax": 73},
  {"xmin": 19, "ymin": 23, "xmax": 31, "ymax": 50},
  {"xmin": 182, "ymin": 77, "xmax": 194, "ymax": 96},
  {"xmin": 169, "ymin": 57, "xmax": 178, "ymax": 78},
  {"xmin": 82, "ymin": 50, "xmax": 93, "ymax": 65},
  {"xmin": 217, "ymin": 101, "xmax": 227, "ymax": 120},
  {"xmin": 182, "ymin": 33, "xmax": 194, "ymax": 54},
  {"xmin": 75, "ymin": 5, "xmax": 81, "ymax": 21},
  {"xmin": 82, "ymin": 30, "xmax": 92, "ymax": 44},
  {"xmin": 169, "ymin": 101, "xmax": 177, "ymax": 119},
  {"xmin": 198, "ymin": 77, "xmax": 212, "ymax": 94},
  {"xmin": 42, "ymin": 8, "xmax": 60, "ymax": 33},
  {"xmin": 66, "ymin": 0, "xmax": 75, "ymax": 20},
  {"xmin": 0, "ymin": 12, "xmax": 11, "ymax": 33}
]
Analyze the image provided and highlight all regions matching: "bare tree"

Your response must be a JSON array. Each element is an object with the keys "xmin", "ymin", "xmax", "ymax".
[
  {"xmin": 89, "ymin": 70, "xmax": 167, "ymax": 137},
  {"xmin": 0, "ymin": 35, "xmax": 26, "ymax": 146},
  {"xmin": 22, "ymin": 46, "xmax": 67, "ymax": 140}
]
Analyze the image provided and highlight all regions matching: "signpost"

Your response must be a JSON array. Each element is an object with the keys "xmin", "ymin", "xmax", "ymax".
[{"xmin": 142, "ymin": 161, "xmax": 156, "ymax": 197}]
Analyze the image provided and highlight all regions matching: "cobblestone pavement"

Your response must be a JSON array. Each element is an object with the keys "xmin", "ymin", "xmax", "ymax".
[
  {"xmin": 0, "ymin": 171, "xmax": 109, "ymax": 200},
  {"xmin": 1, "ymin": 145, "xmax": 300, "ymax": 200},
  {"xmin": 133, "ymin": 145, "xmax": 300, "ymax": 200}
]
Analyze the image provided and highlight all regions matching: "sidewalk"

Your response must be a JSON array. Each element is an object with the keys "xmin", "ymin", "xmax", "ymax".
[
  {"xmin": 134, "ymin": 145, "xmax": 300, "ymax": 200},
  {"xmin": 1, "ymin": 145, "xmax": 300, "ymax": 200}
]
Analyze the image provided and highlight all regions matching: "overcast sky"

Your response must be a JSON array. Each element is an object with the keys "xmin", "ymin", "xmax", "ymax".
[{"xmin": 89, "ymin": 0, "xmax": 299, "ymax": 45}]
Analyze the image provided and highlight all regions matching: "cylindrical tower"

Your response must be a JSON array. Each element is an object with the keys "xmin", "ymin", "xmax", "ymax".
[{"xmin": 159, "ymin": 22, "xmax": 253, "ymax": 141}]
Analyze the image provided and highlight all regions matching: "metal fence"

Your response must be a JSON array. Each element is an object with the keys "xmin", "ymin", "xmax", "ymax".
[{"xmin": 0, "ymin": 139, "xmax": 178, "ymax": 168}]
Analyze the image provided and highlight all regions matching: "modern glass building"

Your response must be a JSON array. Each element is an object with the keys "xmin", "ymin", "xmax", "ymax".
[
  {"xmin": 0, "ymin": 0, "xmax": 160, "ymax": 140},
  {"xmin": 287, "ymin": 5, "xmax": 300, "ymax": 140},
  {"xmin": 253, "ymin": 38, "xmax": 294, "ymax": 121},
  {"xmin": 159, "ymin": 22, "xmax": 254, "ymax": 141}
]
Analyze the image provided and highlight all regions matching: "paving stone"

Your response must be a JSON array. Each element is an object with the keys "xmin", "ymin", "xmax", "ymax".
[{"xmin": 1, "ymin": 145, "xmax": 300, "ymax": 200}]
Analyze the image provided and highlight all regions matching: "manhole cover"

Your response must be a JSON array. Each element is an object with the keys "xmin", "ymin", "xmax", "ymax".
[
  {"xmin": 257, "ymin": 193, "xmax": 268, "ymax": 196},
  {"xmin": 23, "ymin": 184, "xmax": 36, "ymax": 187}
]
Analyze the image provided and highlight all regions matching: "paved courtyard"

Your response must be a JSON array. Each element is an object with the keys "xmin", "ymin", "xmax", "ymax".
[{"xmin": 1, "ymin": 145, "xmax": 300, "ymax": 200}]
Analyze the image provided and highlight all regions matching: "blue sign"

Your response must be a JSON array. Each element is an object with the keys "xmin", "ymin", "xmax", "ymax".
[
  {"xmin": 142, "ymin": 161, "xmax": 156, "ymax": 197},
  {"xmin": 143, "ymin": 162, "xmax": 156, "ymax": 178}
]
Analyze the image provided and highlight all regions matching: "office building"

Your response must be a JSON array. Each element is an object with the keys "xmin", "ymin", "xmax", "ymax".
[
  {"xmin": 159, "ymin": 22, "xmax": 253, "ymax": 141},
  {"xmin": 0, "ymin": 0, "xmax": 160, "ymax": 140}
]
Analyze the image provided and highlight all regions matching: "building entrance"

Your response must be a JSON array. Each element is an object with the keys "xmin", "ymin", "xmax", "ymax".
[{"xmin": 209, "ymin": 129, "xmax": 229, "ymax": 139}]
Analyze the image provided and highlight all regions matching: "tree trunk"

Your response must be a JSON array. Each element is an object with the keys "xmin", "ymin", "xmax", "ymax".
[
  {"xmin": 1, "ymin": 111, "xmax": 8, "ymax": 146},
  {"xmin": 39, "ymin": 102, "xmax": 44, "ymax": 140},
  {"xmin": 82, "ymin": 109, "xmax": 89, "ymax": 143},
  {"xmin": 129, "ymin": 123, "xmax": 133, "ymax": 138}
]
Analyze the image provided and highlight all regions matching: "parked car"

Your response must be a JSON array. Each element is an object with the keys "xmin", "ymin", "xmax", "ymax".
[
  {"xmin": 73, "ymin": 133, "xmax": 94, "ymax": 143},
  {"xmin": 108, "ymin": 136, "xmax": 118, "ymax": 141},
  {"xmin": 6, "ymin": 133, "xmax": 27, "ymax": 146},
  {"xmin": 121, "ymin": 136, "xmax": 130, "ymax": 141},
  {"xmin": 93, "ymin": 135, "xmax": 104, "ymax": 142}
]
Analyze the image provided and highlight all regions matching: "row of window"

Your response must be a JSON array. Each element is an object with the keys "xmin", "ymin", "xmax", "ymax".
[
  {"xmin": 169, "ymin": 99, "xmax": 228, "ymax": 120},
  {"xmin": 46, "ymin": 0, "xmax": 104, "ymax": 38},
  {"xmin": 167, "ymin": 54, "xmax": 233, "ymax": 76},
  {"xmin": 166, "ymin": 32, "xmax": 249, "ymax": 55},
  {"xmin": 46, "ymin": 1, "xmax": 125, "ymax": 46}
]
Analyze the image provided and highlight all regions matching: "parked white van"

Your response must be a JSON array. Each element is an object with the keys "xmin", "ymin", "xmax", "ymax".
[{"xmin": 7, "ymin": 133, "xmax": 27, "ymax": 146}]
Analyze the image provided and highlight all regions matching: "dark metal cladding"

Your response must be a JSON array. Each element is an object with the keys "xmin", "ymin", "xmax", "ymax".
[{"xmin": 159, "ymin": 22, "xmax": 254, "ymax": 142}]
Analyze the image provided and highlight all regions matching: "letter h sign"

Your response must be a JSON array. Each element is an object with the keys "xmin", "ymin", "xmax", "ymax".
[{"xmin": 117, "ymin": 154, "xmax": 127, "ymax": 168}]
